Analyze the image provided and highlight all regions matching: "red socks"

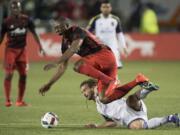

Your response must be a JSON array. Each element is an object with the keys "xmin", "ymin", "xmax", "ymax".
[
  {"xmin": 4, "ymin": 79, "xmax": 11, "ymax": 102},
  {"xmin": 17, "ymin": 80, "xmax": 26, "ymax": 102},
  {"xmin": 4, "ymin": 75, "xmax": 26, "ymax": 103},
  {"xmin": 105, "ymin": 80, "xmax": 138, "ymax": 102},
  {"xmin": 77, "ymin": 62, "xmax": 114, "ymax": 84}
]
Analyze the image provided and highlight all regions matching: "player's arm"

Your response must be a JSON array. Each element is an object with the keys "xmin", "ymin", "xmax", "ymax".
[
  {"xmin": 116, "ymin": 18, "xmax": 128, "ymax": 57},
  {"xmin": 86, "ymin": 17, "xmax": 96, "ymax": 33},
  {"xmin": 39, "ymin": 60, "xmax": 68, "ymax": 96},
  {"xmin": 44, "ymin": 27, "xmax": 85, "ymax": 71},
  {"xmin": 0, "ymin": 21, "xmax": 7, "ymax": 45},
  {"xmin": 44, "ymin": 38, "xmax": 83, "ymax": 71},
  {"xmin": 28, "ymin": 18, "xmax": 46, "ymax": 55},
  {"xmin": 85, "ymin": 115, "xmax": 117, "ymax": 128},
  {"xmin": 57, "ymin": 38, "xmax": 83, "ymax": 64}
]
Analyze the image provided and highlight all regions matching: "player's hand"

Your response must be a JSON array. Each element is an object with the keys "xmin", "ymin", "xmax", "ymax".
[
  {"xmin": 39, "ymin": 47, "xmax": 46, "ymax": 56},
  {"xmin": 39, "ymin": 84, "xmax": 51, "ymax": 96},
  {"xmin": 44, "ymin": 63, "xmax": 57, "ymax": 71},
  {"xmin": 85, "ymin": 123, "xmax": 97, "ymax": 128}
]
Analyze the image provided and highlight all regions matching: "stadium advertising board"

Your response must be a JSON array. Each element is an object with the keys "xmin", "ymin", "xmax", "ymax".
[{"xmin": 0, "ymin": 33, "xmax": 180, "ymax": 61}]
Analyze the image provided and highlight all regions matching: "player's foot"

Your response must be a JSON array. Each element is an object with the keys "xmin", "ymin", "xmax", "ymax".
[
  {"xmin": 168, "ymin": 113, "xmax": 180, "ymax": 127},
  {"xmin": 135, "ymin": 73, "xmax": 149, "ymax": 84},
  {"xmin": 5, "ymin": 101, "xmax": 12, "ymax": 107},
  {"xmin": 15, "ymin": 101, "xmax": 28, "ymax": 107},
  {"xmin": 140, "ymin": 81, "xmax": 159, "ymax": 91}
]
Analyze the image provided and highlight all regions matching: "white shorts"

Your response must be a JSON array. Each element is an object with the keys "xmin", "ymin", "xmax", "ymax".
[{"xmin": 113, "ymin": 98, "xmax": 148, "ymax": 127}]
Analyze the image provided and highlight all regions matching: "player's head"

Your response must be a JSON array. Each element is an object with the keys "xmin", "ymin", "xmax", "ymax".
[
  {"xmin": 80, "ymin": 79, "xmax": 97, "ymax": 100},
  {"xmin": 100, "ymin": 0, "xmax": 112, "ymax": 17},
  {"xmin": 53, "ymin": 17, "xmax": 70, "ymax": 35},
  {"xmin": 10, "ymin": 0, "xmax": 22, "ymax": 16}
]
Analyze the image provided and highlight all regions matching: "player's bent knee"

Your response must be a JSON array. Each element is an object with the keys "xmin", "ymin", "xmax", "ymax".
[
  {"xmin": 128, "ymin": 119, "xmax": 145, "ymax": 129},
  {"xmin": 74, "ymin": 60, "xmax": 85, "ymax": 72},
  {"xmin": 127, "ymin": 95, "xmax": 141, "ymax": 111},
  {"xmin": 5, "ymin": 73, "xmax": 13, "ymax": 81}
]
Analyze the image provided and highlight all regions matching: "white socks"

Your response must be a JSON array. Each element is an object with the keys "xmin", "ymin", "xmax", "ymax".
[
  {"xmin": 146, "ymin": 117, "xmax": 168, "ymax": 129},
  {"xmin": 139, "ymin": 89, "xmax": 151, "ymax": 99}
]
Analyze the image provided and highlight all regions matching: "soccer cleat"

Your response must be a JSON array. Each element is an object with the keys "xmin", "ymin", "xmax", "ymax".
[
  {"xmin": 168, "ymin": 113, "xmax": 180, "ymax": 127},
  {"xmin": 15, "ymin": 101, "xmax": 28, "ymax": 107},
  {"xmin": 5, "ymin": 101, "xmax": 12, "ymax": 107},
  {"xmin": 140, "ymin": 81, "xmax": 159, "ymax": 91},
  {"xmin": 135, "ymin": 73, "xmax": 149, "ymax": 84}
]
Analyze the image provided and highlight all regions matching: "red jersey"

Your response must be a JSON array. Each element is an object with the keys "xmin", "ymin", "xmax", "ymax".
[
  {"xmin": 61, "ymin": 25, "xmax": 110, "ymax": 57},
  {"xmin": 1, "ymin": 14, "xmax": 35, "ymax": 48}
]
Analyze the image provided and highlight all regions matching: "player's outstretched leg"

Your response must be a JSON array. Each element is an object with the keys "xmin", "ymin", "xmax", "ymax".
[
  {"xmin": 4, "ymin": 73, "xmax": 13, "ymax": 107},
  {"xmin": 104, "ymin": 73, "xmax": 149, "ymax": 102},
  {"xmin": 74, "ymin": 60, "xmax": 114, "ymax": 85},
  {"xmin": 146, "ymin": 113, "xmax": 180, "ymax": 129}
]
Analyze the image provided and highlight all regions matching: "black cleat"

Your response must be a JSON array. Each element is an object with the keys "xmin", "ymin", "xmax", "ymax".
[
  {"xmin": 174, "ymin": 113, "xmax": 180, "ymax": 127},
  {"xmin": 140, "ymin": 81, "xmax": 159, "ymax": 91}
]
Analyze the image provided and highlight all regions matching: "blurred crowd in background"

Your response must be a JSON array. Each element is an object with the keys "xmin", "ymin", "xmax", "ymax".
[{"xmin": 0, "ymin": 0, "xmax": 179, "ymax": 33}]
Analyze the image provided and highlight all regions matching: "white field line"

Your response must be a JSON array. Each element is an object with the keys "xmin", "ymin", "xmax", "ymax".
[{"xmin": 0, "ymin": 123, "xmax": 84, "ymax": 126}]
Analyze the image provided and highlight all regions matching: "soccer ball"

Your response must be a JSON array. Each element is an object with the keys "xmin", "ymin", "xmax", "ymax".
[{"xmin": 41, "ymin": 112, "xmax": 59, "ymax": 128}]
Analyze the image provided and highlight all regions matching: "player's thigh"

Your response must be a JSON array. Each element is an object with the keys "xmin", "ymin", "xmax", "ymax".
[
  {"xmin": 4, "ymin": 49, "xmax": 16, "ymax": 74},
  {"xmin": 128, "ymin": 119, "xmax": 145, "ymax": 129},
  {"xmin": 16, "ymin": 48, "xmax": 28, "ymax": 75}
]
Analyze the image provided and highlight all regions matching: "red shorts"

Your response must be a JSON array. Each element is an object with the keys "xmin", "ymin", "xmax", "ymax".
[
  {"xmin": 82, "ymin": 48, "xmax": 117, "ymax": 92},
  {"xmin": 4, "ymin": 47, "xmax": 28, "ymax": 74}
]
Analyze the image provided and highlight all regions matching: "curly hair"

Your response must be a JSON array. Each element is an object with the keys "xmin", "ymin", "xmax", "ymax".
[{"xmin": 80, "ymin": 79, "xmax": 97, "ymax": 89}]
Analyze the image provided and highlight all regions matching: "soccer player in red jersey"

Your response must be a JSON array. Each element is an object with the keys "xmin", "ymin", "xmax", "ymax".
[
  {"xmin": 39, "ymin": 17, "xmax": 148, "ymax": 104},
  {"xmin": 0, "ymin": 0, "xmax": 45, "ymax": 107}
]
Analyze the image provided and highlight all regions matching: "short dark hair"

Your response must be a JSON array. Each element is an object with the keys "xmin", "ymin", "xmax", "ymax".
[
  {"xmin": 101, "ymin": 0, "xmax": 110, "ymax": 4},
  {"xmin": 10, "ymin": 0, "xmax": 21, "ymax": 5},
  {"xmin": 80, "ymin": 79, "xmax": 98, "ymax": 89},
  {"xmin": 55, "ymin": 16, "xmax": 70, "ymax": 27}
]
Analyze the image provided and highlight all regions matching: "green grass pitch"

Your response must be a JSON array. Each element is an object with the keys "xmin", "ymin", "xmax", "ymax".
[{"xmin": 0, "ymin": 61, "xmax": 180, "ymax": 135}]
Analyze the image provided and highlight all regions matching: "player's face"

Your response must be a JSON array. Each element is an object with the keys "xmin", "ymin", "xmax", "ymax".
[
  {"xmin": 54, "ymin": 22, "xmax": 68, "ymax": 35},
  {"xmin": 10, "ymin": 2, "xmax": 21, "ymax": 16},
  {"xmin": 80, "ymin": 84, "xmax": 95, "ymax": 100},
  {"xmin": 100, "ymin": 3, "xmax": 112, "ymax": 16}
]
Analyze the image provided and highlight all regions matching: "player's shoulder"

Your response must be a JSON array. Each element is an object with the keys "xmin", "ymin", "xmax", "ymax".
[
  {"xmin": 2, "ymin": 16, "xmax": 14, "ymax": 25},
  {"xmin": 19, "ymin": 14, "xmax": 29, "ymax": 19},
  {"xmin": 110, "ymin": 14, "xmax": 121, "ymax": 23},
  {"xmin": 70, "ymin": 25, "xmax": 80, "ymax": 30},
  {"xmin": 69, "ymin": 25, "xmax": 84, "ymax": 33},
  {"xmin": 89, "ymin": 14, "xmax": 101, "ymax": 23}
]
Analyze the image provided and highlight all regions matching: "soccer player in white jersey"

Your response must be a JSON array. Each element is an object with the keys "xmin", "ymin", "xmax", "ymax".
[
  {"xmin": 87, "ymin": 0, "xmax": 128, "ymax": 69},
  {"xmin": 80, "ymin": 79, "xmax": 180, "ymax": 129}
]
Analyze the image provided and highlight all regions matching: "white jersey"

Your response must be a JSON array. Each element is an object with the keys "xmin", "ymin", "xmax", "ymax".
[
  {"xmin": 95, "ymin": 97, "xmax": 148, "ymax": 127},
  {"xmin": 88, "ymin": 14, "xmax": 124, "ymax": 67}
]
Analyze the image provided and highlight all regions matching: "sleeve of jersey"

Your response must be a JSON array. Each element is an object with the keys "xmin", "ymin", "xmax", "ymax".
[
  {"xmin": 116, "ymin": 19, "xmax": 123, "ymax": 33},
  {"xmin": 61, "ymin": 38, "xmax": 69, "ymax": 54},
  {"xmin": 101, "ymin": 115, "xmax": 114, "ymax": 122},
  {"xmin": 0, "ymin": 21, "xmax": 7, "ymax": 41},
  {"xmin": 87, "ymin": 18, "xmax": 95, "ymax": 32},
  {"xmin": 72, "ymin": 27, "xmax": 86, "ymax": 40},
  {"xmin": 28, "ymin": 17, "xmax": 36, "ymax": 32}
]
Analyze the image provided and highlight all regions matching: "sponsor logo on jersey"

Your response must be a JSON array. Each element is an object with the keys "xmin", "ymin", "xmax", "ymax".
[{"xmin": 10, "ymin": 28, "xmax": 27, "ymax": 36}]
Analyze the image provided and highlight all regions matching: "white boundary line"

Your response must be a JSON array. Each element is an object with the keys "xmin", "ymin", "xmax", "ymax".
[{"xmin": 0, "ymin": 123, "xmax": 84, "ymax": 126}]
